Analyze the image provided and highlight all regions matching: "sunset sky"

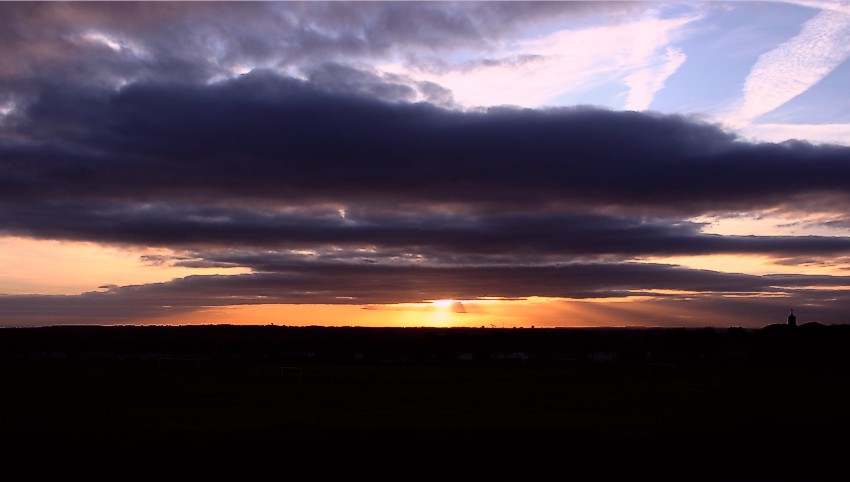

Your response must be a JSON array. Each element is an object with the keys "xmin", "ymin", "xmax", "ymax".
[{"xmin": 2, "ymin": 1, "xmax": 850, "ymax": 328}]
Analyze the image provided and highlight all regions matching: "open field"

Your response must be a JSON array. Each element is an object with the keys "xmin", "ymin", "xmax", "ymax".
[
  {"xmin": 2, "ymin": 325, "xmax": 849, "ymax": 474},
  {"xmin": 3, "ymin": 360, "xmax": 848, "ymax": 440}
]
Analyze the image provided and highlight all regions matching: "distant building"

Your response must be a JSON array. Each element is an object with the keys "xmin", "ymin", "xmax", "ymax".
[{"xmin": 788, "ymin": 309, "xmax": 797, "ymax": 327}]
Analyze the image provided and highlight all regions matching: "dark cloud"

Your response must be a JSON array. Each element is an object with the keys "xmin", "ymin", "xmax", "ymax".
[
  {"xmin": 772, "ymin": 256, "xmax": 850, "ymax": 268},
  {"xmin": 3, "ymin": 261, "xmax": 849, "ymax": 327},
  {"xmin": 4, "ymin": 200, "xmax": 850, "ymax": 260},
  {"xmin": 304, "ymin": 63, "xmax": 456, "ymax": 106},
  {"xmin": 0, "ymin": 2, "xmax": 635, "ymax": 96},
  {"xmin": 4, "ymin": 71, "xmax": 850, "ymax": 216},
  {"xmin": 409, "ymin": 53, "xmax": 547, "ymax": 76}
]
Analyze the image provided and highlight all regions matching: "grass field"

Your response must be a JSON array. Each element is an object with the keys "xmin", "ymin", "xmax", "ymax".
[
  {"xmin": 2, "ymin": 324, "xmax": 846, "ymax": 475},
  {"xmin": 3, "ymin": 359, "xmax": 847, "ymax": 454}
]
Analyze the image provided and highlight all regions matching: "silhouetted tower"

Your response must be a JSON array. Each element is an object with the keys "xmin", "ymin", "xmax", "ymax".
[{"xmin": 788, "ymin": 309, "xmax": 797, "ymax": 327}]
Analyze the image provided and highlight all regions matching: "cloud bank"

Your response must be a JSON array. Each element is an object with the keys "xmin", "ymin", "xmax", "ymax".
[{"xmin": 1, "ymin": 2, "xmax": 849, "ymax": 327}]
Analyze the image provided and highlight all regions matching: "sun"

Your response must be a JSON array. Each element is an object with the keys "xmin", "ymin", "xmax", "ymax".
[
  {"xmin": 431, "ymin": 299, "xmax": 468, "ymax": 313},
  {"xmin": 422, "ymin": 299, "xmax": 465, "ymax": 326}
]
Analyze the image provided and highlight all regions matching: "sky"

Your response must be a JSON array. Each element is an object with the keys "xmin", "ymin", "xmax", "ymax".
[{"xmin": 2, "ymin": 1, "xmax": 850, "ymax": 329}]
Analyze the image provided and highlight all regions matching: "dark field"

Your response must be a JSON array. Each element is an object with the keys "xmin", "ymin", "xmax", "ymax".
[
  {"xmin": 2, "ymin": 324, "xmax": 848, "ymax": 473},
  {"xmin": 4, "ymin": 360, "xmax": 847, "ymax": 441}
]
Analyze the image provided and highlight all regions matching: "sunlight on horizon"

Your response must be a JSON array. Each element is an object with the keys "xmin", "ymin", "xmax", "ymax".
[{"xmin": 138, "ymin": 296, "xmax": 694, "ymax": 329}]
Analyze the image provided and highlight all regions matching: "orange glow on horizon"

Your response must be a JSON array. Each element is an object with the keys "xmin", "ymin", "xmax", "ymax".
[
  {"xmin": 140, "ymin": 295, "xmax": 697, "ymax": 328},
  {"xmin": 0, "ymin": 236, "xmax": 250, "ymax": 295},
  {"xmin": 644, "ymin": 253, "xmax": 850, "ymax": 276}
]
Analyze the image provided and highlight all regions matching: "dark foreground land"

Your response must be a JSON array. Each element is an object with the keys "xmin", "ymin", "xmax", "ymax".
[{"xmin": 1, "ymin": 324, "xmax": 848, "ymax": 472}]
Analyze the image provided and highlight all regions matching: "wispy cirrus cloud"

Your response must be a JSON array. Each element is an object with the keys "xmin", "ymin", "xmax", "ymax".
[
  {"xmin": 737, "ymin": 8, "xmax": 850, "ymax": 124},
  {"xmin": 624, "ymin": 46, "xmax": 686, "ymax": 111},
  {"xmin": 382, "ymin": 13, "xmax": 696, "ymax": 108},
  {"xmin": 777, "ymin": 1, "xmax": 850, "ymax": 15}
]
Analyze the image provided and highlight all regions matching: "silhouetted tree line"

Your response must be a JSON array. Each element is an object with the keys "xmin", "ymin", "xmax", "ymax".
[{"xmin": 1, "ymin": 323, "xmax": 848, "ymax": 366}]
